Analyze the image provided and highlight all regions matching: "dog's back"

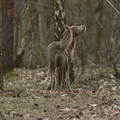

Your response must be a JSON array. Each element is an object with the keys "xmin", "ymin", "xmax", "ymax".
[{"xmin": 47, "ymin": 25, "xmax": 72, "ymax": 68}]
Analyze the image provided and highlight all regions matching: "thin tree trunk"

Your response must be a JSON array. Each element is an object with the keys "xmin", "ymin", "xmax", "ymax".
[
  {"xmin": 0, "ymin": 39, "xmax": 3, "ymax": 90},
  {"xmin": 94, "ymin": 0, "xmax": 103, "ymax": 64},
  {"xmin": 77, "ymin": 1, "xmax": 85, "ymax": 79},
  {"xmin": 110, "ymin": 0, "xmax": 119, "ymax": 55},
  {"xmin": 14, "ymin": 21, "xmax": 19, "ymax": 60}
]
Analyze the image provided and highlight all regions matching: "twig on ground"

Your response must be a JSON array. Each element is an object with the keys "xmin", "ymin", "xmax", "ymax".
[
  {"xmin": 74, "ymin": 71, "xmax": 84, "ymax": 83},
  {"xmin": 1, "ymin": 101, "xmax": 7, "ymax": 114}
]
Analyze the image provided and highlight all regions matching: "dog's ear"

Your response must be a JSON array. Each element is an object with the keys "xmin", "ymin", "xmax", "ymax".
[
  {"xmin": 66, "ymin": 25, "xmax": 71, "ymax": 32},
  {"xmin": 63, "ymin": 25, "xmax": 71, "ymax": 36},
  {"xmin": 66, "ymin": 24, "xmax": 69, "ymax": 28}
]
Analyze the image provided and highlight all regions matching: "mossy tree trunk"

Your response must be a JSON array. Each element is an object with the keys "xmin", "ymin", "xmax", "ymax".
[
  {"xmin": 2, "ymin": 0, "xmax": 14, "ymax": 73},
  {"xmin": 94, "ymin": 0, "xmax": 103, "ymax": 64},
  {"xmin": 52, "ymin": 0, "xmax": 66, "ymax": 86}
]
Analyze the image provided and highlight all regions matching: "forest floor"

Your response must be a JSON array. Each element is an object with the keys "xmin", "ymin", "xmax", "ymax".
[{"xmin": 0, "ymin": 67, "xmax": 120, "ymax": 120}]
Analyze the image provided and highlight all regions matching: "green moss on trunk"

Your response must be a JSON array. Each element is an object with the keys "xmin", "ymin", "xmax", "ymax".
[
  {"xmin": 3, "ymin": 66, "xmax": 14, "ymax": 75},
  {"xmin": 0, "ymin": 85, "xmax": 4, "ymax": 90}
]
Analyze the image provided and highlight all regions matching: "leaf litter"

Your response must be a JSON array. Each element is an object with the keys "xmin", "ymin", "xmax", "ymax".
[{"xmin": 0, "ymin": 67, "xmax": 120, "ymax": 120}]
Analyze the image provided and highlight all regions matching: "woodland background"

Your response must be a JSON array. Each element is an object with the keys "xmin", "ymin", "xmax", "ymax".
[
  {"xmin": 0, "ymin": 0, "xmax": 120, "ymax": 120},
  {"xmin": 0, "ymin": 0, "xmax": 120, "ymax": 88}
]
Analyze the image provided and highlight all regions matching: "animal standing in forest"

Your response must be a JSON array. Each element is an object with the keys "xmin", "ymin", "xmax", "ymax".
[{"xmin": 47, "ymin": 25, "xmax": 86, "ymax": 91}]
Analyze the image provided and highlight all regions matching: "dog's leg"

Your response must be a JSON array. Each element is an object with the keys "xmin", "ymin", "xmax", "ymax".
[
  {"xmin": 50, "ymin": 67, "xmax": 56, "ymax": 90},
  {"xmin": 65, "ymin": 65, "xmax": 71, "ymax": 91},
  {"xmin": 47, "ymin": 66, "xmax": 55, "ymax": 90},
  {"xmin": 60, "ymin": 69, "xmax": 65, "ymax": 91}
]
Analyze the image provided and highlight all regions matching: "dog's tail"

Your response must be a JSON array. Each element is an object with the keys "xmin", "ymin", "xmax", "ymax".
[{"xmin": 58, "ymin": 25, "xmax": 72, "ymax": 51}]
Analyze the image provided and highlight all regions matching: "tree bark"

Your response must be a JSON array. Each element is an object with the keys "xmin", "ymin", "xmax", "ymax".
[
  {"xmin": 0, "ymin": 39, "xmax": 3, "ymax": 90},
  {"xmin": 15, "ymin": 0, "xmax": 32, "ymax": 67},
  {"xmin": 29, "ymin": 0, "xmax": 39, "ymax": 69},
  {"xmin": 94, "ymin": 0, "xmax": 103, "ymax": 64},
  {"xmin": 110, "ymin": 0, "xmax": 119, "ymax": 56},
  {"xmin": 2, "ymin": 0, "xmax": 14, "ymax": 73}
]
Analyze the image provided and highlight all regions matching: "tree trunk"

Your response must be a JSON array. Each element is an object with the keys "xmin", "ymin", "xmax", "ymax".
[
  {"xmin": 110, "ymin": 0, "xmax": 120, "ymax": 78},
  {"xmin": 110, "ymin": 0, "xmax": 119, "ymax": 56},
  {"xmin": 52, "ymin": 0, "xmax": 66, "ymax": 86},
  {"xmin": 94, "ymin": 0, "xmax": 103, "ymax": 64},
  {"xmin": 2, "ymin": 0, "xmax": 14, "ymax": 73},
  {"xmin": 29, "ymin": 0, "xmax": 39, "ymax": 69},
  {"xmin": 15, "ymin": 0, "xmax": 32, "ymax": 67},
  {"xmin": 0, "ymin": 39, "xmax": 3, "ymax": 90}
]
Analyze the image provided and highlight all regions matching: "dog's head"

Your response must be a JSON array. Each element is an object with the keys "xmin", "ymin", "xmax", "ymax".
[{"xmin": 70, "ymin": 25, "xmax": 86, "ymax": 38}]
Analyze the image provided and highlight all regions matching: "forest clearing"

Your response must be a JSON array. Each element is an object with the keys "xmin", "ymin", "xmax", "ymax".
[
  {"xmin": 0, "ymin": 0, "xmax": 120, "ymax": 120},
  {"xmin": 0, "ymin": 67, "xmax": 120, "ymax": 120}
]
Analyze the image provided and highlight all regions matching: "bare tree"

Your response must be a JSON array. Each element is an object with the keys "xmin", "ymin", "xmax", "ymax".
[
  {"xmin": 2, "ymin": 0, "xmax": 14, "ymax": 73},
  {"xmin": 15, "ymin": 0, "xmax": 34, "ymax": 68},
  {"xmin": 110, "ymin": 0, "xmax": 119, "ymax": 55},
  {"xmin": 94, "ymin": 0, "xmax": 103, "ymax": 64},
  {"xmin": 29, "ymin": 0, "xmax": 39, "ymax": 69}
]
